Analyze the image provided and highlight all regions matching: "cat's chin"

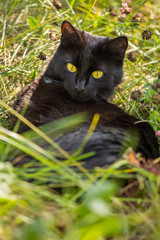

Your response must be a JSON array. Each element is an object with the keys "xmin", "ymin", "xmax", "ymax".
[{"xmin": 68, "ymin": 92, "xmax": 92, "ymax": 102}]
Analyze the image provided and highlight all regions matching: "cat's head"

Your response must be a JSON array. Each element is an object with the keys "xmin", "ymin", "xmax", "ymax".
[{"xmin": 45, "ymin": 20, "xmax": 128, "ymax": 101}]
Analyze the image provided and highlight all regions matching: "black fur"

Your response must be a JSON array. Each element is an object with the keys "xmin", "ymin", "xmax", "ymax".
[{"xmin": 13, "ymin": 21, "xmax": 159, "ymax": 168}]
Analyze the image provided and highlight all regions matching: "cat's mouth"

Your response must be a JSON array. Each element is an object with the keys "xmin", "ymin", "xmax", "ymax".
[{"xmin": 69, "ymin": 91, "xmax": 91, "ymax": 102}]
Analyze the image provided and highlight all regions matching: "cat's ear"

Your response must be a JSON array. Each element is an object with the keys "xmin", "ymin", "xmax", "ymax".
[
  {"xmin": 61, "ymin": 20, "xmax": 83, "ymax": 47},
  {"xmin": 107, "ymin": 36, "xmax": 128, "ymax": 57},
  {"xmin": 61, "ymin": 21, "xmax": 77, "ymax": 37}
]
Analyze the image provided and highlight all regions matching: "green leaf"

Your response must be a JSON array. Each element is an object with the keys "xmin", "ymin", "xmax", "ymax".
[{"xmin": 27, "ymin": 16, "xmax": 38, "ymax": 28}]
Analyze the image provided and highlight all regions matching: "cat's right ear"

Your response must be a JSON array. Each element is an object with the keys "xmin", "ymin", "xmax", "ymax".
[
  {"xmin": 61, "ymin": 20, "xmax": 83, "ymax": 47},
  {"xmin": 107, "ymin": 36, "xmax": 128, "ymax": 58}
]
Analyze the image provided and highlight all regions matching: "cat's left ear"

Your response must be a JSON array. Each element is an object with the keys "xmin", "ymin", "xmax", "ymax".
[
  {"xmin": 107, "ymin": 36, "xmax": 128, "ymax": 56},
  {"xmin": 61, "ymin": 20, "xmax": 83, "ymax": 47}
]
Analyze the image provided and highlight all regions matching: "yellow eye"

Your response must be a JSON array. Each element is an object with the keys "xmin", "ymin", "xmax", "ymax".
[
  {"xmin": 67, "ymin": 63, "xmax": 77, "ymax": 73},
  {"xmin": 92, "ymin": 71, "xmax": 103, "ymax": 79}
]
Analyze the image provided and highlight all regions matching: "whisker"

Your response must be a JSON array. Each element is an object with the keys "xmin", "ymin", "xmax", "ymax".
[
  {"xmin": 51, "ymin": 79, "xmax": 64, "ymax": 85},
  {"xmin": 43, "ymin": 76, "xmax": 64, "ymax": 87},
  {"xmin": 91, "ymin": 94, "xmax": 103, "ymax": 106}
]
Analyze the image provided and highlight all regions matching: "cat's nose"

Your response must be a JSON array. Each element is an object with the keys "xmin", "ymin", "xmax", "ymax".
[{"xmin": 75, "ymin": 79, "xmax": 85, "ymax": 92}]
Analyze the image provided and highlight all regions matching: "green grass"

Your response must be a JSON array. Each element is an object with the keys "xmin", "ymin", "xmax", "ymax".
[{"xmin": 0, "ymin": 0, "xmax": 160, "ymax": 239}]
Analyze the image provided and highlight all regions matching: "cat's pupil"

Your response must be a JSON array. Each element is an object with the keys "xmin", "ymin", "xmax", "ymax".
[
  {"xmin": 67, "ymin": 63, "xmax": 77, "ymax": 73},
  {"xmin": 92, "ymin": 71, "xmax": 103, "ymax": 79}
]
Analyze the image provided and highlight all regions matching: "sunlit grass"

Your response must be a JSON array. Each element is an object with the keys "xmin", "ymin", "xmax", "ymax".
[{"xmin": 0, "ymin": 0, "xmax": 160, "ymax": 239}]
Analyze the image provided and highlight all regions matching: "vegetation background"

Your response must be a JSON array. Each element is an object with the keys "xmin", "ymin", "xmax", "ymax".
[{"xmin": 0, "ymin": 0, "xmax": 160, "ymax": 239}]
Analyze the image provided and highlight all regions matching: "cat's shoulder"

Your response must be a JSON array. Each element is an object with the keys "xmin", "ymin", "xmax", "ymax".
[{"xmin": 14, "ymin": 76, "xmax": 42, "ymax": 113}]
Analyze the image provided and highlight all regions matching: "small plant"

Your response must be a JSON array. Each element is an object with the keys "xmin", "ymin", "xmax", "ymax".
[
  {"xmin": 0, "ymin": 0, "xmax": 160, "ymax": 239},
  {"xmin": 119, "ymin": 2, "xmax": 132, "ymax": 18}
]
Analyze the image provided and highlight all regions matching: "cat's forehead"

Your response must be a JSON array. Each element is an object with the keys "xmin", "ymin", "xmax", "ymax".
[
  {"xmin": 81, "ymin": 33, "xmax": 110, "ymax": 65},
  {"xmin": 60, "ymin": 31, "xmax": 111, "ymax": 68},
  {"xmin": 83, "ymin": 31, "xmax": 108, "ymax": 46}
]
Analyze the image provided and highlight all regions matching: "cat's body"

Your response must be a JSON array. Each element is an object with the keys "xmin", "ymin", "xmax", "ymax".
[{"xmin": 13, "ymin": 21, "xmax": 159, "ymax": 167}]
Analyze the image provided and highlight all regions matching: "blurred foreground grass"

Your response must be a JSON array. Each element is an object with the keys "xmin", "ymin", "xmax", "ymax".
[{"xmin": 0, "ymin": 0, "xmax": 160, "ymax": 239}]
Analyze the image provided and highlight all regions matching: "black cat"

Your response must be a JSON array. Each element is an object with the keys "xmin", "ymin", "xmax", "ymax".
[{"xmin": 13, "ymin": 21, "xmax": 159, "ymax": 168}]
